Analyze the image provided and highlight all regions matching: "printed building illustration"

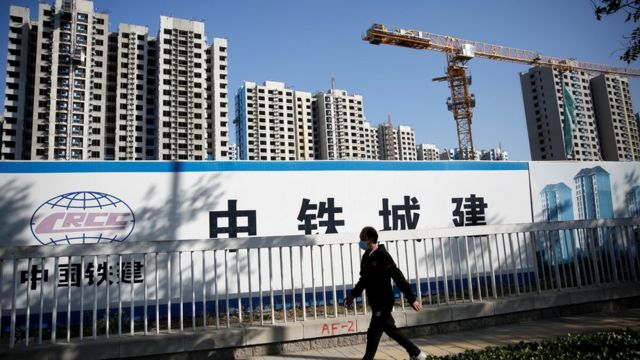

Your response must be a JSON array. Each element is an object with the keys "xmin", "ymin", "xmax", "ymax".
[
  {"xmin": 540, "ymin": 183, "xmax": 574, "ymax": 222},
  {"xmin": 626, "ymin": 185, "xmax": 640, "ymax": 217},
  {"xmin": 574, "ymin": 166, "xmax": 614, "ymax": 220},
  {"xmin": 540, "ymin": 182, "xmax": 574, "ymax": 261}
]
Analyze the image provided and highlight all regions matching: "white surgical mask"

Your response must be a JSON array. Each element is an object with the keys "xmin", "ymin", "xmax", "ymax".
[{"xmin": 359, "ymin": 241, "xmax": 368, "ymax": 251}]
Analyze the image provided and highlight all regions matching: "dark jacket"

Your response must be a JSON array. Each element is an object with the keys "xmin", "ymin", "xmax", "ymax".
[{"xmin": 350, "ymin": 244, "xmax": 416, "ymax": 310}]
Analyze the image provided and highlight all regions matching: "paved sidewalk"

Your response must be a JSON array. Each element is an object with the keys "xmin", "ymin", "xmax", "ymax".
[{"xmin": 251, "ymin": 308, "xmax": 640, "ymax": 359}]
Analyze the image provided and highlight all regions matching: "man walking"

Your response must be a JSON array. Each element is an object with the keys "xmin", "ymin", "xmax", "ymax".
[{"xmin": 344, "ymin": 226, "xmax": 427, "ymax": 360}]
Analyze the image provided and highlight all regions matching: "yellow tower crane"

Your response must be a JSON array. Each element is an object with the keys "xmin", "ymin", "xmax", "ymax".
[{"xmin": 363, "ymin": 23, "xmax": 640, "ymax": 160}]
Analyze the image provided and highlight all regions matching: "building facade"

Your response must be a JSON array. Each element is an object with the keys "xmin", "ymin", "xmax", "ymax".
[
  {"xmin": 396, "ymin": 125, "xmax": 416, "ymax": 160},
  {"xmin": 3, "ymin": 5, "xmax": 34, "ymax": 159},
  {"xmin": 521, "ymin": 66, "xmax": 639, "ymax": 162},
  {"xmin": 315, "ymin": 89, "xmax": 365, "ymax": 160},
  {"xmin": 156, "ymin": 16, "xmax": 208, "ymax": 160},
  {"xmin": 206, "ymin": 38, "xmax": 229, "ymax": 160},
  {"xmin": 590, "ymin": 74, "xmax": 640, "ymax": 161},
  {"xmin": 235, "ymin": 81, "xmax": 314, "ymax": 160},
  {"xmin": 417, "ymin": 143, "xmax": 439, "ymax": 160},
  {"xmin": 22, "ymin": 0, "xmax": 110, "ymax": 160},
  {"xmin": 113, "ymin": 24, "xmax": 149, "ymax": 160},
  {"xmin": 362, "ymin": 121, "xmax": 378, "ymax": 160},
  {"xmin": 2, "ymin": 0, "xmax": 228, "ymax": 160},
  {"xmin": 480, "ymin": 148, "xmax": 508, "ymax": 161},
  {"xmin": 377, "ymin": 121, "xmax": 397, "ymax": 160}
]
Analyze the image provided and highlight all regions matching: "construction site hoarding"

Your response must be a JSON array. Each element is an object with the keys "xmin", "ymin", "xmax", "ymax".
[{"xmin": 0, "ymin": 161, "xmax": 532, "ymax": 246}]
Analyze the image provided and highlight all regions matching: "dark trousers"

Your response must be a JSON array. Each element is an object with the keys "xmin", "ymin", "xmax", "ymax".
[{"xmin": 362, "ymin": 308, "xmax": 421, "ymax": 360}]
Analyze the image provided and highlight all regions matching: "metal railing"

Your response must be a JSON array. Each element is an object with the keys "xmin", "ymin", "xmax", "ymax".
[{"xmin": 0, "ymin": 218, "xmax": 638, "ymax": 349}]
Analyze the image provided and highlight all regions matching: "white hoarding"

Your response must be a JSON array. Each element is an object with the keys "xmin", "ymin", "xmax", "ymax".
[
  {"xmin": 0, "ymin": 161, "xmax": 533, "ymax": 246},
  {"xmin": 529, "ymin": 161, "xmax": 640, "ymax": 222}
]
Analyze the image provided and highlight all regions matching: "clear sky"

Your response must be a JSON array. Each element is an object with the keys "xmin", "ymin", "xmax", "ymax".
[{"xmin": 1, "ymin": 0, "xmax": 638, "ymax": 160}]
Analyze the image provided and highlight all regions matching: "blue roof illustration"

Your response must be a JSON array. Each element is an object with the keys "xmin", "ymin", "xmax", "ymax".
[
  {"xmin": 540, "ymin": 182, "xmax": 571, "ymax": 195},
  {"xmin": 574, "ymin": 166, "xmax": 609, "ymax": 179}
]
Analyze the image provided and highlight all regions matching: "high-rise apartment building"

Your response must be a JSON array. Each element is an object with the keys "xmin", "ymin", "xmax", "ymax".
[
  {"xmin": 114, "ymin": 24, "xmax": 149, "ymax": 160},
  {"xmin": 21, "ymin": 0, "xmax": 109, "ymax": 160},
  {"xmin": 235, "ymin": 81, "xmax": 314, "ymax": 160},
  {"xmin": 206, "ymin": 38, "xmax": 229, "ymax": 160},
  {"xmin": 2, "ymin": 0, "xmax": 229, "ymax": 160},
  {"xmin": 521, "ymin": 66, "xmax": 639, "ymax": 162},
  {"xmin": 397, "ymin": 125, "xmax": 416, "ymax": 160},
  {"xmin": 417, "ymin": 143, "xmax": 439, "ymax": 160},
  {"xmin": 362, "ymin": 121, "xmax": 378, "ymax": 160},
  {"xmin": 3, "ymin": 6, "xmax": 34, "ymax": 159},
  {"xmin": 590, "ymin": 74, "xmax": 640, "ymax": 161},
  {"xmin": 156, "ymin": 16, "xmax": 208, "ymax": 160},
  {"xmin": 315, "ymin": 89, "xmax": 365, "ymax": 160},
  {"xmin": 377, "ymin": 121, "xmax": 397, "ymax": 160}
]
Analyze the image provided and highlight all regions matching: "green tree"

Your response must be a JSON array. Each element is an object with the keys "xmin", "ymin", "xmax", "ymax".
[{"xmin": 593, "ymin": 0, "xmax": 640, "ymax": 63}]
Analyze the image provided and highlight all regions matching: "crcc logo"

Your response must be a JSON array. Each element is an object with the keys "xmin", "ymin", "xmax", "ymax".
[{"xmin": 30, "ymin": 191, "xmax": 136, "ymax": 245}]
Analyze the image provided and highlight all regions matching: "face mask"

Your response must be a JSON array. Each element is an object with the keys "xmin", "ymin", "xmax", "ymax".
[{"xmin": 359, "ymin": 241, "xmax": 369, "ymax": 251}]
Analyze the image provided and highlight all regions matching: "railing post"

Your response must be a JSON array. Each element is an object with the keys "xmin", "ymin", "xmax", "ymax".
[
  {"xmin": 464, "ymin": 236, "xmax": 473, "ymax": 302},
  {"xmin": 395, "ymin": 241, "xmax": 406, "ymax": 310},
  {"xmin": 202, "ymin": 251, "xmax": 208, "ymax": 328},
  {"xmin": 268, "ymin": 247, "xmax": 275, "ymax": 325},
  {"xmin": 67, "ymin": 256, "xmax": 72, "ymax": 342},
  {"xmin": 607, "ymin": 227, "xmax": 619, "ymax": 283},
  {"xmin": 479, "ymin": 236, "xmax": 489, "ymax": 299},
  {"xmin": 10, "ymin": 259, "xmax": 18, "ymax": 348},
  {"xmin": 132, "ymin": 254, "xmax": 136, "ymax": 335},
  {"xmin": 237, "ymin": 250, "xmax": 243, "ymax": 325},
  {"xmin": 528, "ymin": 232, "xmax": 541, "ymax": 294},
  {"xmin": 290, "ymin": 246, "xmax": 297, "ymax": 321},
  {"xmin": 455, "ymin": 237, "xmax": 464, "ymax": 302},
  {"xmin": 340, "ymin": 244, "xmax": 347, "ymax": 317},
  {"xmin": 422, "ymin": 239, "xmax": 432, "ymax": 305},
  {"xmin": 501, "ymin": 234, "xmax": 511, "ymax": 295},
  {"xmin": 42, "ymin": 256, "xmax": 48, "ymax": 343},
  {"xmin": 179, "ymin": 252, "xmax": 184, "ymax": 332},
  {"xmin": 487, "ymin": 234, "xmax": 498, "ymax": 299},
  {"xmin": 26, "ymin": 257, "xmax": 31, "ymax": 347},
  {"xmin": 349, "ymin": 244, "xmax": 357, "ymax": 315},
  {"xmin": 430, "ymin": 238, "xmax": 440, "ymax": 305},
  {"xmin": 300, "ymin": 246, "xmax": 306, "ymax": 321},
  {"xmin": 281, "ymin": 247, "xmax": 287, "ymax": 322},
  {"xmin": 144, "ymin": 253, "xmax": 148, "ymax": 334},
  {"xmin": 615, "ymin": 227, "xmax": 630, "ymax": 282},
  {"xmin": 439, "ymin": 238, "xmax": 449, "ymax": 304},
  {"xmin": 570, "ymin": 228, "xmax": 581, "ymax": 288},
  {"xmin": 52, "ymin": 256, "xmax": 59, "ymax": 343},
  {"xmin": 449, "ymin": 237, "xmax": 457, "ymax": 303},
  {"xmin": 516, "ymin": 233, "xmax": 530, "ymax": 293},
  {"xmin": 155, "ymin": 253, "xmax": 159, "ymax": 334},
  {"xmin": 508, "ymin": 233, "xmax": 520, "ymax": 295},
  {"xmin": 314, "ymin": 245, "xmax": 321, "ymax": 319},
  {"xmin": 588, "ymin": 228, "xmax": 601, "ymax": 285},
  {"xmin": 330, "ymin": 244, "xmax": 338, "ymax": 318},
  {"xmin": 622, "ymin": 226, "xmax": 638, "ymax": 282}
]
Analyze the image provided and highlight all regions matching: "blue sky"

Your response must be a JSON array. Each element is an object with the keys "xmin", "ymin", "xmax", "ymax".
[{"xmin": 1, "ymin": 0, "xmax": 638, "ymax": 160}]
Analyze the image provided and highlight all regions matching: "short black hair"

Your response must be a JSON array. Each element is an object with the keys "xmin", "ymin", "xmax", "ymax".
[{"xmin": 360, "ymin": 226, "xmax": 378, "ymax": 243}]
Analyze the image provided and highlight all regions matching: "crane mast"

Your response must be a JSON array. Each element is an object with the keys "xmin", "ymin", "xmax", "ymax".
[{"xmin": 363, "ymin": 23, "xmax": 640, "ymax": 160}]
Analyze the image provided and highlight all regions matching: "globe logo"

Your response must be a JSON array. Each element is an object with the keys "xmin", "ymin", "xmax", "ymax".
[{"xmin": 30, "ymin": 191, "xmax": 136, "ymax": 245}]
